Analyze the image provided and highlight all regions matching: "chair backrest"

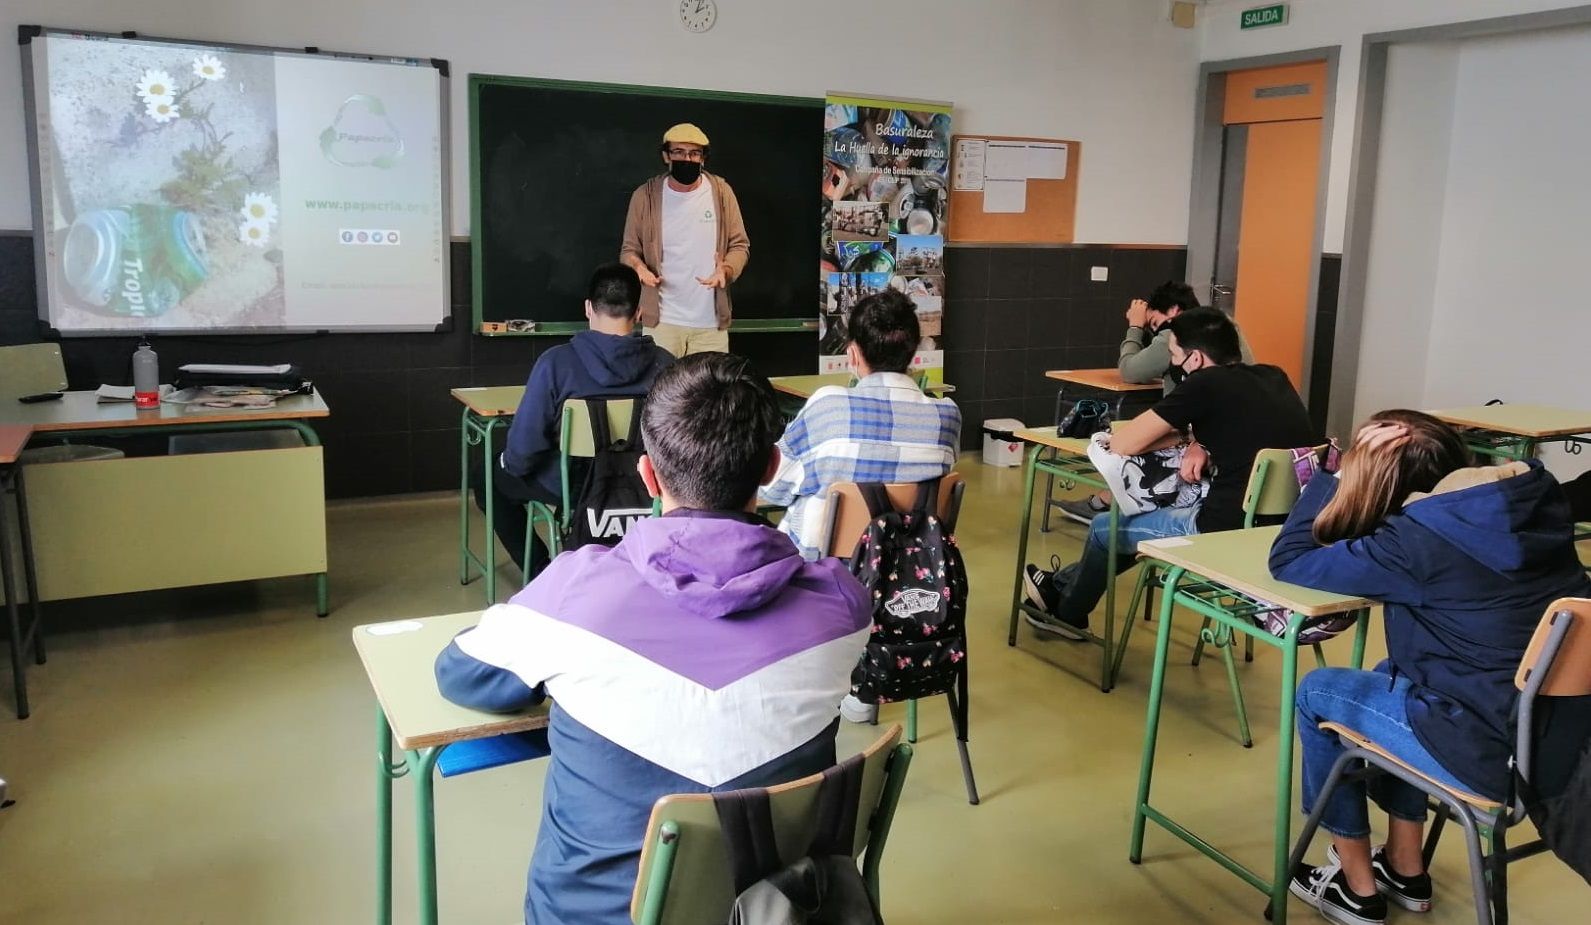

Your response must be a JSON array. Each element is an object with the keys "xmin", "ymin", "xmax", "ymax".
[
  {"xmin": 561, "ymin": 398, "xmax": 639, "ymax": 458},
  {"xmin": 1241, "ymin": 445, "xmax": 1326, "ymax": 527},
  {"xmin": 0, "ymin": 344, "xmax": 68, "ymax": 401},
  {"xmin": 630, "ymin": 724, "xmax": 908, "ymax": 925},
  {"xmin": 1510, "ymin": 598, "xmax": 1591, "ymax": 820},
  {"xmin": 819, "ymin": 472, "xmax": 965, "ymax": 559}
]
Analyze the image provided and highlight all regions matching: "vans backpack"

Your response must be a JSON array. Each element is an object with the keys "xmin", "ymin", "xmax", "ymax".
[
  {"xmin": 847, "ymin": 482, "xmax": 968, "ymax": 705},
  {"xmin": 567, "ymin": 398, "xmax": 653, "ymax": 550}
]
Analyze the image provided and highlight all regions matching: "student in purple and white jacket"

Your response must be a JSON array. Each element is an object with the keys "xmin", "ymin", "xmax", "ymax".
[{"xmin": 435, "ymin": 353, "xmax": 872, "ymax": 925}]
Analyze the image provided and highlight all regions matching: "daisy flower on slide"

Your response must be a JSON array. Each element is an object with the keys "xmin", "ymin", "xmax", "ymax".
[
  {"xmin": 192, "ymin": 54, "xmax": 226, "ymax": 81},
  {"xmin": 145, "ymin": 99, "xmax": 181, "ymax": 123},
  {"xmin": 136, "ymin": 69, "xmax": 176, "ymax": 104},
  {"xmin": 240, "ymin": 193, "xmax": 279, "ymax": 225},
  {"xmin": 238, "ymin": 220, "xmax": 271, "ymax": 248}
]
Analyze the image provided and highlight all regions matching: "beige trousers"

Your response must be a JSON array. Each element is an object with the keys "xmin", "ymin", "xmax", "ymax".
[{"xmin": 644, "ymin": 323, "xmax": 730, "ymax": 358}]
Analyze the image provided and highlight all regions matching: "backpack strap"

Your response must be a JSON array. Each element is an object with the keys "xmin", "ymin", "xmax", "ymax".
[
  {"xmin": 713, "ymin": 787, "xmax": 784, "ymax": 896},
  {"xmin": 585, "ymin": 398, "xmax": 613, "ymax": 450},
  {"xmin": 913, "ymin": 479, "xmax": 940, "ymax": 518},
  {"xmin": 807, "ymin": 752, "xmax": 866, "ymax": 858},
  {"xmin": 623, "ymin": 397, "xmax": 645, "ymax": 450},
  {"xmin": 857, "ymin": 483, "xmax": 894, "ymax": 521}
]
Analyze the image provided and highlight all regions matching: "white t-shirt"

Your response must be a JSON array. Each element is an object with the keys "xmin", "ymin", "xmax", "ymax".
[{"xmin": 658, "ymin": 180, "xmax": 719, "ymax": 329}]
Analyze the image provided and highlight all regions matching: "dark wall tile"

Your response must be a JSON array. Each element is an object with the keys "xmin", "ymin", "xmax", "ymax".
[
  {"xmin": 944, "ymin": 298, "xmax": 987, "ymax": 352},
  {"xmin": 983, "ymin": 349, "xmax": 1027, "ymax": 400},
  {"xmin": 408, "ymin": 367, "xmax": 474, "ymax": 432},
  {"xmin": 1023, "ymin": 394, "xmax": 1056, "ymax": 431},
  {"xmin": 0, "ymin": 233, "xmax": 36, "ymax": 315},
  {"xmin": 987, "ymin": 248, "xmax": 1032, "ymax": 300},
  {"xmin": 945, "ymin": 247, "xmax": 989, "ymax": 300},
  {"xmin": 984, "ymin": 301, "xmax": 1030, "ymax": 350},
  {"xmin": 312, "ymin": 370, "xmax": 409, "ymax": 434},
  {"xmin": 1027, "ymin": 297, "xmax": 1070, "ymax": 345},
  {"xmin": 1031, "ymin": 248, "xmax": 1072, "ymax": 297},
  {"xmin": 324, "ymin": 432, "xmax": 411, "ymax": 499},
  {"xmin": 1024, "ymin": 347, "xmax": 1069, "ymax": 397},
  {"xmin": 410, "ymin": 427, "xmax": 459, "ymax": 494},
  {"xmin": 943, "ymin": 350, "xmax": 985, "ymax": 406}
]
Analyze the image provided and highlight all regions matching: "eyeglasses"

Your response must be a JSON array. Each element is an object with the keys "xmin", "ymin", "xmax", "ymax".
[{"xmin": 665, "ymin": 147, "xmax": 705, "ymax": 160}]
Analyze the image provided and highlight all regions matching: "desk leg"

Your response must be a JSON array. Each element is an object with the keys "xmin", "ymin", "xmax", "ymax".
[
  {"xmin": 482, "ymin": 422, "xmax": 498, "ymax": 606},
  {"xmin": 316, "ymin": 574, "xmax": 329, "ymax": 618},
  {"xmin": 458, "ymin": 407, "xmax": 473, "ymax": 586},
  {"xmin": 1100, "ymin": 500, "xmax": 1119, "ymax": 692},
  {"xmin": 1008, "ymin": 444, "xmax": 1041, "ymax": 646},
  {"xmin": 1269, "ymin": 622, "xmax": 1304, "ymax": 925},
  {"xmin": 412, "ymin": 747, "xmax": 444, "ymax": 925},
  {"xmin": 13, "ymin": 467, "xmax": 42, "ymax": 665},
  {"xmin": 1042, "ymin": 388, "xmax": 1066, "ymax": 533},
  {"xmin": 376, "ymin": 705, "xmax": 396, "ymax": 925},
  {"xmin": 1130, "ymin": 565, "xmax": 1183, "ymax": 862}
]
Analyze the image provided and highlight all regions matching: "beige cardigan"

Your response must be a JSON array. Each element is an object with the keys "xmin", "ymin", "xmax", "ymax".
[{"xmin": 620, "ymin": 172, "xmax": 750, "ymax": 329}]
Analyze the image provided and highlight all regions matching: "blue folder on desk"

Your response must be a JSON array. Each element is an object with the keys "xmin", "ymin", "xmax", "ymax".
[{"xmin": 437, "ymin": 729, "xmax": 551, "ymax": 777}]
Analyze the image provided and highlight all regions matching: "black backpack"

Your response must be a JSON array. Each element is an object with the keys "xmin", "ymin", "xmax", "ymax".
[
  {"xmin": 847, "ymin": 482, "xmax": 968, "ymax": 705},
  {"xmin": 714, "ymin": 753, "xmax": 883, "ymax": 925},
  {"xmin": 1057, "ymin": 397, "xmax": 1112, "ymax": 438},
  {"xmin": 567, "ymin": 398, "xmax": 653, "ymax": 550}
]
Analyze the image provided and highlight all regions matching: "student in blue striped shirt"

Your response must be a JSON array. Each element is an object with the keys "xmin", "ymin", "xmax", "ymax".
[{"xmin": 759, "ymin": 289, "xmax": 962, "ymax": 563}]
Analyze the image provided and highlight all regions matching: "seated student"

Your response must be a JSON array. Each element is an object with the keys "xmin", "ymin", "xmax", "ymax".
[
  {"xmin": 1060, "ymin": 283, "xmax": 1255, "ymax": 524},
  {"xmin": 1268, "ymin": 411, "xmax": 1590, "ymax": 925},
  {"xmin": 760, "ymin": 288, "xmax": 961, "ymax": 562},
  {"xmin": 1024, "ymin": 307, "xmax": 1317, "ymax": 638},
  {"xmin": 479, "ymin": 263, "xmax": 673, "ymax": 574},
  {"xmin": 435, "ymin": 354, "xmax": 872, "ymax": 925},
  {"xmin": 1564, "ymin": 469, "xmax": 1591, "ymax": 523}
]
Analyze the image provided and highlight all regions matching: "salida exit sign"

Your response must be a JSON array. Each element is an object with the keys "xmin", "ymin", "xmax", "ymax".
[{"xmin": 1241, "ymin": 3, "xmax": 1289, "ymax": 29}]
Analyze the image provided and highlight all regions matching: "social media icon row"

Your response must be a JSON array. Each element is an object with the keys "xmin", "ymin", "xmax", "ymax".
[{"xmin": 339, "ymin": 229, "xmax": 401, "ymax": 245}]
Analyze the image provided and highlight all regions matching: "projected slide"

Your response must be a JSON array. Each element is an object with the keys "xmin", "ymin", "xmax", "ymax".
[{"xmin": 24, "ymin": 30, "xmax": 447, "ymax": 334}]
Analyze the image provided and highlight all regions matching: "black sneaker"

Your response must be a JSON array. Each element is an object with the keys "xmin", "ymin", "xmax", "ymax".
[
  {"xmin": 1023, "ymin": 555, "xmax": 1063, "ymax": 612},
  {"xmin": 1023, "ymin": 608, "xmax": 1090, "ymax": 641},
  {"xmin": 1290, "ymin": 860, "xmax": 1387, "ymax": 925},
  {"xmin": 1328, "ymin": 844, "xmax": 1433, "ymax": 913},
  {"xmin": 1057, "ymin": 494, "xmax": 1108, "ymax": 525}
]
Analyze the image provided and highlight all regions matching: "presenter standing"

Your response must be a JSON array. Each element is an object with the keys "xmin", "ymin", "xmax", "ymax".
[{"xmin": 620, "ymin": 123, "xmax": 749, "ymax": 357}]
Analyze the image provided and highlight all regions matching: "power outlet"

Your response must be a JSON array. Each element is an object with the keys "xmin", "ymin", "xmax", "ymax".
[{"xmin": 1090, "ymin": 266, "xmax": 1109, "ymax": 282}]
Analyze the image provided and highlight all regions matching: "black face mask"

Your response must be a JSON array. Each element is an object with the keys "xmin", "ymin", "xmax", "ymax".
[{"xmin": 669, "ymin": 160, "xmax": 702, "ymax": 185}]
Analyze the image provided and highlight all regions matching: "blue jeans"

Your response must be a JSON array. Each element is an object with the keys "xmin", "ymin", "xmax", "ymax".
[
  {"xmin": 1053, "ymin": 505, "xmax": 1202, "ymax": 622},
  {"xmin": 1297, "ymin": 665, "xmax": 1476, "ymax": 838}
]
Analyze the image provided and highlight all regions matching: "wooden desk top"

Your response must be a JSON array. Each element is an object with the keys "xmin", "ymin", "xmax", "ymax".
[
  {"xmin": 1045, "ymin": 368, "xmax": 1160, "ymax": 392},
  {"xmin": 353, "ymin": 611, "xmax": 551, "ymax": 751},
  {"xmin": 0, "ymin": 424, "xmax": 32, "ymax": 465},
  {"xmin": 0, "ymin": 389, "xmax": 329, "ymax": 433},
  {"xmin": 1426, "ymin": 404, "xmax": 1591, "ymax": 439},
  {"xmin": 1012, "ymin": 426, "xmax": 1091, "ymax": 456},
  {"xmin": 770, "ymin": 374, "xmax": 956, "ymax": 400},
  {"xmin": 451, "ymin": 386, "xmax": 526, "ymax": 418},
  {"xmin": 1138, "ymin": 526, "xmax": 1371, "ymax": 618}
]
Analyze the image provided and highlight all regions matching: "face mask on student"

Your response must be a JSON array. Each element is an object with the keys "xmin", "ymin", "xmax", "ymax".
[
  {"xmin": 1170, "ymin": 352, "xmax": 1201, "ymax": 383},
  {"xmin": 669, "ymin": 160, "xmax": 702, "ymax": 185}
]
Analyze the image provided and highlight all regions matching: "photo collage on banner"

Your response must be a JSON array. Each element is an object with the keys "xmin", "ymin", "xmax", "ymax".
[{"xmin": 820, "ymin": 96, "xmax": 951, "ymax": 378}]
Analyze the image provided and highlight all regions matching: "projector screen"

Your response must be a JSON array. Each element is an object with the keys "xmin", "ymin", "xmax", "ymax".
[{"xmin": 21, "ymin": 28, "xmax": 449, "ymax": 335}]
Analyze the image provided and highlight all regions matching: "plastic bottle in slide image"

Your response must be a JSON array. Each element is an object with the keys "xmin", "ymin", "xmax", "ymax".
[{"xmin": 61, "ymin": 206, "xmax": 210, "ymax": 318}]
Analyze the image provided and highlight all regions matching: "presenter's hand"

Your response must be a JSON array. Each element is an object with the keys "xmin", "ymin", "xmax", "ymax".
[
  {"xmin": 696, "ymin": 265, "xmax": 729, "ymax": 289},
  {"xmin": 1179, "ymin": 442, "xmax": 1209, "ymax": 483},
  {"xmin": 636, "ymin": 266, "xmax": 662, "ymax": 288},
  {"xmin": 1125, "ymin": 299, "xmax": 1149, "ymax": 329}
]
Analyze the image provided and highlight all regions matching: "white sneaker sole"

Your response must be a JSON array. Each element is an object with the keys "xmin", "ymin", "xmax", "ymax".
[
  {"xmin": 1022, "ymin": 570, "xmax": 1050, "ymax": 610},
  {"xmin": 1023, "ymin": 611, "xmax": 1088, "ymax": 641},
  {"xmin": 1288, "ymin": 879, "xmax": 1384, "ymax": 925}
]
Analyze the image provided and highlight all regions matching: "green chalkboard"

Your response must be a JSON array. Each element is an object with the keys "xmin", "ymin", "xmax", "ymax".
[{"xmin": 470, "ymin": 75, "xmax": 823, "ymax": 334}]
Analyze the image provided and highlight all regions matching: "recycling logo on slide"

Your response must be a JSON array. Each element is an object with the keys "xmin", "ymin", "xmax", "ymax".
[{"xmin": 320, "ymin": 94, "xmax": 405, "ymax": 169}]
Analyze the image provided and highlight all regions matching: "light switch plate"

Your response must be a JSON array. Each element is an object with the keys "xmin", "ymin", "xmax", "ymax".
[{"xmin": 1090, "ymin": 266, "xmax": 1109, "ymax": 282}]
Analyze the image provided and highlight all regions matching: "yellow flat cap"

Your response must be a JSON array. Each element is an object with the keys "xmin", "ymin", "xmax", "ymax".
[{"xmin": 662, "ymin": 123, "xmax": 710, "ymax": 146}]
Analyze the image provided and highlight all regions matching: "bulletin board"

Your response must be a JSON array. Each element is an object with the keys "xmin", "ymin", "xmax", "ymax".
[{"xmin": 947, "ymin": 134, "xmax": 1081, "ymax": 244}]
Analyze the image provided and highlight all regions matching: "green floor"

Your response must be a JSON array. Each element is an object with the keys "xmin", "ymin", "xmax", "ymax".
[{"xmin": 1, "ymin": 459, "xmax": 1584, "ymax": 923}]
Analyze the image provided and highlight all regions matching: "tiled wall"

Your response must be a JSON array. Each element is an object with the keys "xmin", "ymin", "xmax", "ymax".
[
  {"xmin": 2, "ymin": 233, "xmax": 1340, "ymax": 497},
  {"xmin": 943, "ymin": 244, "xmax": 1189, "ymax": 447}
]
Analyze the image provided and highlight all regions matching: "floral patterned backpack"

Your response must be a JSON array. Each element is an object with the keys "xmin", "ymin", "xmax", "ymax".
[{"xmin": 846, "ymin": 481, "xmax": 968, "ymax": 705}]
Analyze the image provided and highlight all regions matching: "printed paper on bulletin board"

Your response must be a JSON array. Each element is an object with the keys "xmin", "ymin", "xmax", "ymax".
[{"xmin": 948, "ymin": 134, "xmax": 1080, "ymax": 244}]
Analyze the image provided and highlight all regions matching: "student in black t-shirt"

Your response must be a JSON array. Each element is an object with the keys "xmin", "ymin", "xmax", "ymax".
[{"xmin": 1022, "ymin": 308, "xmax": 1318, "ymax": 638}]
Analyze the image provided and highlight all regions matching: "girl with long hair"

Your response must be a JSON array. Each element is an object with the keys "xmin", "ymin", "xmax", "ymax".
[{"xmin": 1269, "ymin": 410, "xmax": 1589, "ymax": 924}]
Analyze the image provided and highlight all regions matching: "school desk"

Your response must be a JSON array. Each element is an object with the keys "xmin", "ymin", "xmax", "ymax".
[
  {"xmin": 1129, "ymin": 526, "xmax": 1371, "ymax": 925},
  {"xmin": 1041, "ymin": 369, "xmax": 1160, "ymax": 531},
  {"xmin": 354, "ymin": 611, "xmax": 551, "ymax": 925},
  {"xmin": 451, "ymin": 386, "xmax": 526, "ymax": 605},
  {"xmin": 0, "ymin": 424, "xmax": 42, "ymax": 718},
  {"xmin": 1425, "ymin": 403, "xmax": 1591, "ymax": 462},
  {"xmin": 0, "ymin": 391, "xmax": 329, "ymax": 614},
  {"xmin": 1006, "ymin": 426, "xmax": 1132, "ymax": 692}
]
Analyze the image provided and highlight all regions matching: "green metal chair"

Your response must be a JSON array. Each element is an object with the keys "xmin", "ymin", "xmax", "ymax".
[
  {"xmin": 1125, "ymin": 446, "xmax": 1329, "ymax": 747},
  {"xmin": 1286, "ymin": 598, "xmax": 1591, "ymax": 925},
  {"xmin": 0, "ymin": 344, "xmax": 124, "ymax": 463},
  {"xmin": 630, "ymin": 725, "xmax": 913, "ymax": 925},
  {"xmin": 521, "ymin": 398, "xmax": 646, "ymax": 580}
]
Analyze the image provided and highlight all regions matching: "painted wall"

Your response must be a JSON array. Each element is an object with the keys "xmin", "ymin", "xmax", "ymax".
[
  {"xmin": 1197, "ymin": 0, "xmax": 1586, "ymax": 252},
  {"xmin": 1351, "ymin": 24, "xmax": 1590, "ymax": 477},
  {"xmin": 0, "ymin": 0, "xmax": 1198, "ymax": 243}
]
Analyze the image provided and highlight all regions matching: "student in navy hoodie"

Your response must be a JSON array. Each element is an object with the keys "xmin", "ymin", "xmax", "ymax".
[
  {"xmin": 1270, "ymin": 410, "xmax": 1590, "ymax": 925},
  {"xmin": 437, "ymin": 353, "xmax": 872, "ymax": 925},
  {"xmin": 479, "ymin": 263, "xmax": 674, "ymax": 574}
]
